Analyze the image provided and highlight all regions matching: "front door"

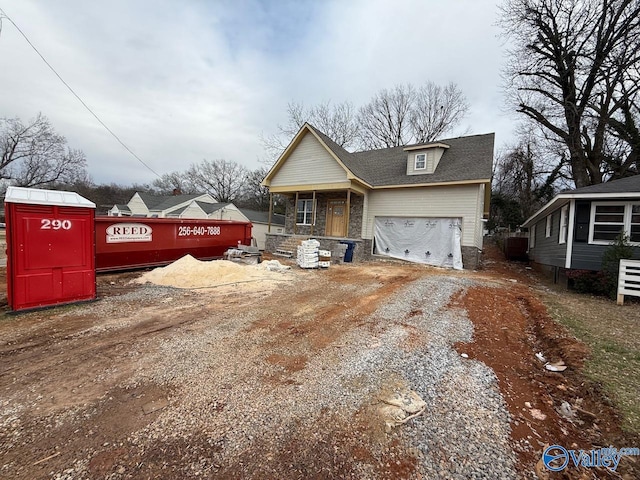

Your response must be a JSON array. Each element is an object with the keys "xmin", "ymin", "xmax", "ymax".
[{"xmin": 326, "ymin": 199, "xmax": 347, "ymax": 237}]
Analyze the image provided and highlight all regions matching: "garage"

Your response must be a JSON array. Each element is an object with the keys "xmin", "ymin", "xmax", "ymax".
[{"xmin": 373, "ymin": 216, "xmax": 463, "ymax": 269}]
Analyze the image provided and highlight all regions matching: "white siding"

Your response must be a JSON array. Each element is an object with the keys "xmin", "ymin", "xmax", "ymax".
[
  {"xmin": 475, "ymin": 184, "xmax": 485, "ymax": 249},
  {"xmin": 364, "ymin": 184, "xmax": 483, "ymax": 247},
  {"xmin": 127, "ymin": 193, "xmax": 149, "ymax": 215},
  {"xmin": 178, "ymin": 203, "xmax": 207, "ymax": 219},
  {"xmin": 251, "ymin": 222, "xmax": 284, "ymax": 250},
  {"xmin": 214, "ymin": 205, "xmax": 249, "ymax": 222},
  {"xmin": 270, "ymin": 132, "xmax": 348, "ymax": 187}
]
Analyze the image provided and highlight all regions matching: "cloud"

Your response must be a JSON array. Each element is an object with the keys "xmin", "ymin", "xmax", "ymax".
[{"xmin": 0, "ymin": 0, "xmax": 515, "ymax": 186}]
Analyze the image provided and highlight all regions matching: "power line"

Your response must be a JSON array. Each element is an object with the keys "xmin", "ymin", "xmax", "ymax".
[{"xmin": 0, "ymin": 7, "xmax": 162, "ymax": 179}]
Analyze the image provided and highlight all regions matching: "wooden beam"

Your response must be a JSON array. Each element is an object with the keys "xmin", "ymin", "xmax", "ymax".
[
  {"xmin": 345, "ymin": 190, "xmax": 351, "ymax": 238},
  {"xmin": 310, "ymin": 190, "xmax": 316, "ymax": 236},
  {"xmin": 267, "ymin": 193, "xmax": 273, "ymax": 233}
]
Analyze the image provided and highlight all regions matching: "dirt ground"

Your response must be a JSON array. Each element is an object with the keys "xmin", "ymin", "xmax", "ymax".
[{"xmin": 0, "ymin": 248, "xmax": 638, "ymax": 479}]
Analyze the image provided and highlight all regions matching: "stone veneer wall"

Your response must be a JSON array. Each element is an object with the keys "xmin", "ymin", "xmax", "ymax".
[
  {"xmin": 265, "ymin": 233, "xmax": 370, "ymax": 263},
  {"xmin": 460, "ymin": 246, "xmax": 481, "ymax": 270}
]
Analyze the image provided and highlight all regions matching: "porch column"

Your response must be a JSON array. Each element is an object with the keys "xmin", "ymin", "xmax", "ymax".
[
  {"xmin": 267, "ymin": 193, "xmax": 273, "ymax": 233},
  {"xmin": 310, "ymin": 190, "xmax": 316, "ymax": 236},
  {"xmin": 345, "ymin": 190, "xmax": 351, "ymax": 238},
  {"xmin": 294, "ymin": 191, "xmax": 299, "ymax": 235}
]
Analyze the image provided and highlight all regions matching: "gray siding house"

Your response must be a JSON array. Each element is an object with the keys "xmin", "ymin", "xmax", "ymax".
[
  {"xmin": 261, "ymin": 123, "xmax": 493, "ymax": 269},
  {"xmin": 522, "ymin": 175, "xmax": 640, "ymax": 280}
]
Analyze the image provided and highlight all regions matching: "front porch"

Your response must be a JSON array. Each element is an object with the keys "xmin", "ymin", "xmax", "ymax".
[
  {"xmin": 265, "ymin": 188, "xmax": 365, "ymax": 238},
  {"xmin": 263, "ymin": 187, "xmax": 369, "ymax": 261}
]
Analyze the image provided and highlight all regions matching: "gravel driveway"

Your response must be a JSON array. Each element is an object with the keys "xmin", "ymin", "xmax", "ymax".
[{"xmin": 1, "ymin": 263, "xmax": 517, "ymax": 479}]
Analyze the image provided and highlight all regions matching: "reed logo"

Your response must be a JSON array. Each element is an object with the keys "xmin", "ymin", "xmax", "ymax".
[{"xmin": 106, "ymin": 223, "xmax": 152, "ymax": 243}]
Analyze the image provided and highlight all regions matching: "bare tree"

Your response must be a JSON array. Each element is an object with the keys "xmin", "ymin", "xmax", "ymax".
[
  {"xmin": 493, "ymin": 133, "xmax": 562, "ymax": 221},
  {"xmin": 411, "ymin": 82, "xmax": 470, "ymax": 143},
  {"xmin": 0, "ymin": 113, "xmax": 88, "ymax": 191},
  {"xmin": 500, "ymin": 0, "xmax": 640, "ymax": 187},
  {"xmin": 358, "ymin": 84, "xmax": 416, "ymax": 149},
  {"xmin": 261, "ymin": 100, "xmax": 360, "ymax": 163},
  {"xmin": 263, "ymin": 82, "xmax": 470, "ymax": 159},
  {"xmin": 151, "ymin": 170, "xmax": 198, "ymax": 195},
  {"xmin": 358, "ymin": 82, "xmax": 469, "ymax": 149},
  {"xmin": 187, "ymin": 159, "xmax": 248, "ymax": 203},
  {"xmin": 237, "ymin": 166, "xmax": 271, "ymax": 210}
]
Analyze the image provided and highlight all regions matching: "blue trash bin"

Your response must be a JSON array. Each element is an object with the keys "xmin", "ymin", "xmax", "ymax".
[{"xmin": 340, "ymin": 240, "xmax": 356, "ymax": 263}]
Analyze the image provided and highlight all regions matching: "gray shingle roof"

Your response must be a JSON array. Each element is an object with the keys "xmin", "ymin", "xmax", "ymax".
[
  {"xmin": 138, "ymin": 193, "xmax": 204, "ymax": 211},
  {"xmin": 241, "ymin": 209, "xmax": 285, "ymax": 225},
  {"xmin": 169, "ymin": 201, "xmax": 227, "ymax": 216},
  {"xmin": 569, "ymin": 175, "xmax": 640, "ymax": 194},
  {"xmin": 195, "ymin": 201, "xmax": 227, "ymax": 214},
  {"xmin": 521, "ymin": 174, "xmax": 640, "ymax": 227},
  {"xmin": 306, "ymin": 124, "xmax": 494, "ymax": 186}
]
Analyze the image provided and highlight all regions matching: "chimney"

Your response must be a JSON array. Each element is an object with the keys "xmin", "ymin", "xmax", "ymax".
[{"xmin": 172, "ymin": 188, "xmax": 182, "ymax": 196}]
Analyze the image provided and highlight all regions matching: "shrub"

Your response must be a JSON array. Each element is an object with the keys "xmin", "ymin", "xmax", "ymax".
[
  {"xmin": 566, "ymin": 269, "xmax": 609, "ymax": 295},
  {"xmin": 569, "ymin": 234, "xmax": 634, "ymax": 297}
]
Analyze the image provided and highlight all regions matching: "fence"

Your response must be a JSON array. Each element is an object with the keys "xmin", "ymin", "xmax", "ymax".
[{"xmin": 617, "ymin": 259, "xmax": 640, "ymax": 305}]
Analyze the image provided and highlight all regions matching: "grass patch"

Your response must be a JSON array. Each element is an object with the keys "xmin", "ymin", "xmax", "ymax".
[{"xmin": 541, "ymin": 291, "xmax": 640, "ymax": 435}]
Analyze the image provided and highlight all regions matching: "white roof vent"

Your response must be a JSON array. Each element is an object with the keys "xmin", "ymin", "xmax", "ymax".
[{"xmin": 4, "ymin": 186, "xmax": 96, "ymax": 208}]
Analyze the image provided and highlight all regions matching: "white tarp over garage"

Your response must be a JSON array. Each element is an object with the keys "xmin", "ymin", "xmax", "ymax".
[{"xmin": 373, "ymin": 217, "xmax": 463, "ymax": 269}]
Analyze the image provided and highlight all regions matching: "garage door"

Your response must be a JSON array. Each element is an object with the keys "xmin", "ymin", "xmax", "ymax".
[{"xmin": 373, "ymin": 217, "xmax": 463, "ymax": 269}]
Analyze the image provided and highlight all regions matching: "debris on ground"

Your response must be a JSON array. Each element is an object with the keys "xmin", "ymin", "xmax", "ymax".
[
  {"xmin": 260, "ymin": 259, "xmax": 292, "ymax": 273},
  {"xmin": 530, "ymin": 409, "xmax": 547, "ymax": 421},
  {"xmin": 557, "ymin": 400, "xmax": 577, "ymax": 422},
  {"xmin": 378, "ymin": 388, "xmax": 427, "ymax": 431},
  {"xmin": 544, "ymin": 360, "xmax": 567, "ymax": 372}
]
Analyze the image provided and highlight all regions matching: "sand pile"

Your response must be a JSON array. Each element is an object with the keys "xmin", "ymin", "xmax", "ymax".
[{"xmin": 134, "ymin": 255, "xmax": 291, "ymax": 289}]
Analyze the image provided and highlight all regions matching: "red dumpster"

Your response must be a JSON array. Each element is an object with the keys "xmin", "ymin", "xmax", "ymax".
[
  {"xmin": 5, "ymin": 186, "xmax": 96, "ymax": 311},
  {"xmin": 95, "ymin": 217, "xmax": 252, "ymax": 272}
]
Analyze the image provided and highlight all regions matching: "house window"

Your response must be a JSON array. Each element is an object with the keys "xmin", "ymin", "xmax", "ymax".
[
  {"xmin": 296, "ymin": 199, "xmax": 315, "ymax": 225},
  {"xmin": 545, "ymin": 215, "xmax": 552, "ymax": 238},
  {"xmin": 559, "ymin": 205, "xmax": 568, "ymax": 244},
  {"xmin": 590, "ymin": 204, "xmax": 625, "ymax": 243},
  {"xmin": 589, "ymin": 202, "xmax": 640, "ymax": 244},
  {"xmin": 529, "ymin": 223, "xmax": 536, "ymax": 249},
  {"xmin": 631, "ymin": 204, "xmax": 640, "ymax": 242},
  {"xmin": 415, "ymin": 153, "xmax": 426, "ymax": 170}
]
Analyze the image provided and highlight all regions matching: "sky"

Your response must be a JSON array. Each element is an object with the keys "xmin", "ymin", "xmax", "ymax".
[{"xmin": 0, "ymin": 0, "xmax": 516, "ymax": 186}]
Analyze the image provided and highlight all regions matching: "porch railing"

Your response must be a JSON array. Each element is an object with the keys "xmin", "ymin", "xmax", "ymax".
[{"xmin": 617, "ymin": 259, "xmax": 640, "ymax": 305}]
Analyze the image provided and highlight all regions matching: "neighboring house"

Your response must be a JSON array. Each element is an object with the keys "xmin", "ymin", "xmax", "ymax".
[
  {"xmin": 108, "ymin": 192, "xmax": 215, "ymax": 218},
  {"xmin": 261, "ymin": 123, "xmax": 493, "ymax": 269},
  {"xmin": 522, "ymin": 175, "xmax": 640, "ymax": 282},
  {"xmin": 168, "ymin": 201, "xmax": 248, "ymax": 222},
  {"xmin": 240, "ymin": 209, "xmax": 286, "ymax": 250},
  {"xmin": 108, "ymin": 204, "xmax": 131, "ymax": 216},
  {"xmin": 108, "ymin": 193, "xmax": 249, "ymax": 222}
]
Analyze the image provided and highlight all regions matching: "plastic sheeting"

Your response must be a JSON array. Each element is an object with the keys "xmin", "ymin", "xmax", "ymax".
[{"xmin": 373, "ymin": 217, "xmax": 463, "ymax": 269}]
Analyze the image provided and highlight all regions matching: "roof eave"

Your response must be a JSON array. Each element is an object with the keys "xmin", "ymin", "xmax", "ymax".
[
  {"xmin": 521, "ymin": 191, "xmax": 640, "ymax": 228},
  {"xmin": 403, "ymin": 142, "xmax": 450, "ymax": 151},
  {"xmin": 371, "ymin": 178, "xmax": 491, "ymax": 189}
]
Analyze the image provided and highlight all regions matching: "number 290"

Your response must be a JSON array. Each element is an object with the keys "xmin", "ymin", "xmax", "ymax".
[{"xmin": 41, "ymin": 219, "xmax": 72, "ymax": 230}]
